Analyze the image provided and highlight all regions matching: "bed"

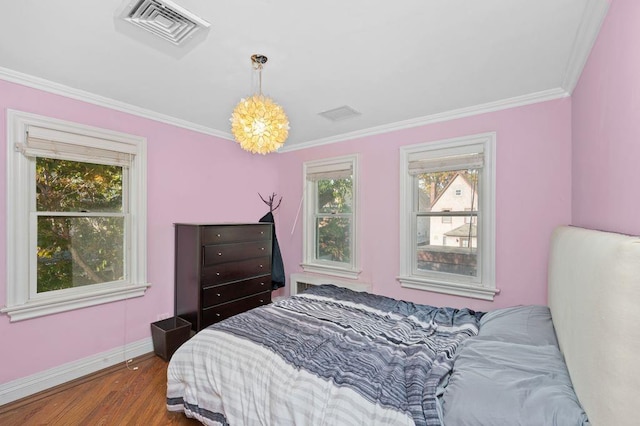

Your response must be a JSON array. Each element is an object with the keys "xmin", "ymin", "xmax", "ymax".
[{"xmin": 167, "ymin": 226, "xmax": 640, "ymax": 425}]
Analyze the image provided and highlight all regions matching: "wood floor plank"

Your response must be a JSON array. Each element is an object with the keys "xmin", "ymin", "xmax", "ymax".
[{"xmin": 0, "ymin": 354, "xmax": 200, "ymax": 425}]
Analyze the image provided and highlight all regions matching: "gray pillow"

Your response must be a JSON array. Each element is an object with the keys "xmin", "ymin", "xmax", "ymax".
[
  {"xmin": 442, "ymin": 339, "xmax": 589, "ymax": 425},
  {"xmin": 479, "ymin": 305, "xmax": 558, "ymax": 346}
]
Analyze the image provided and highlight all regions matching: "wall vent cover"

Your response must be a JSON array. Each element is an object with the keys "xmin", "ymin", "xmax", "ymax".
[
  {"xmin": 319, "ymin": 105, "xmax": 361, "ymax": 122},
  {"xmin": 123, "ymin": 0, "xmax": 210, "ymax": 46}
]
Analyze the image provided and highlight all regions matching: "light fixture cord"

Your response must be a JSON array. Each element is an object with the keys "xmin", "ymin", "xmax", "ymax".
[{"xmin": 258, "ymin": 64, "xmax": 263, "ymax": 95}]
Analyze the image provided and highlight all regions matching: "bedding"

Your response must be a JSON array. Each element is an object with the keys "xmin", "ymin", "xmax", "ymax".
[
  {"xmin": 441, "ymin": 306, "xmax": 589, "ymax": 425},
  {"xmin": 167, "ymin": 284, "xmax": 483, "ymax": 426}
]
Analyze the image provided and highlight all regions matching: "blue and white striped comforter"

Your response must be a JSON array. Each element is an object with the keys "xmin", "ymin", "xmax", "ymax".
[{"xmin": 167, "ymin": 285, "xmax": 482, "ymax": 425}]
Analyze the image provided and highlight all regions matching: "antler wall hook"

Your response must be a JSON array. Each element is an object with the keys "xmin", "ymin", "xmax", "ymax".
[{"xmin": 259, "ymin": 192, "xmax": 282, "ymax": 212}]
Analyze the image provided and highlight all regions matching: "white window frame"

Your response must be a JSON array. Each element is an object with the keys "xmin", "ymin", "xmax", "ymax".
[
  {"xmin": 302, "ymin": 155, "xmax": 359, "ymax": 279},
  {"xmin": 2, "ymin": 110, "xmax": 149, "ymax": 322},
  {"xmin": 398, "ymin": 132, "xmax": 497, "ymax": 301}
]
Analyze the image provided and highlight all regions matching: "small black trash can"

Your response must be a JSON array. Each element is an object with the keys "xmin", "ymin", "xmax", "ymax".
[{"xmin": 150, "ymin": 316, "xmax": 191, "ymax": 361}]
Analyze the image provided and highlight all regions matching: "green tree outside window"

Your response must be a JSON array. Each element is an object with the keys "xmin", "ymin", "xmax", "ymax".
[
  {"xmin": 315, "ymin": 177, "xmax": 352, "ymax": 263},
  {"xmin": 36, "ymin": 158, "xmax": 125, "ymax": 293}
]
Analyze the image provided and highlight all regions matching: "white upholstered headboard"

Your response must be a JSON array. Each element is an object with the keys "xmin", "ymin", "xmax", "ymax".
[{"xmin": 548, "ymin": 226, "xmax": 640, "ymax": 426}]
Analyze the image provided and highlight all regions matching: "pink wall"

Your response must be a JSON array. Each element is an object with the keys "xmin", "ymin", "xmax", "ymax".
[
  {"xmin": 0, "ymin": 79, "xmax": 279, "ymax": 383},
  {"xmin": 572, "ymin": 0, "xmax": 640, "ymax": 235},
  {"xmin": 0, "ymin": 70, "xmax": 575, "ymax": 385},
  {"xmin": 274, "ymin": 98, "xmax": 573, "ymax": 312}
]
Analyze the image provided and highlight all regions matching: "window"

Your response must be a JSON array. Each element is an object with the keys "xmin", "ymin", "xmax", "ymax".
[
  {"xmin": 441, "ymin": 209, "xmax": 452, "ymax": 223},
  {"xmin": 2, "ymin": 110, "xmax": 149, "ymax": 322},
  {"xmin": 302, "ymin": 155, "xmax": 358, "ymax": 278},
  {"xmin": 399, "ymin": 132, "xmax": 496, "ymax": 300}
]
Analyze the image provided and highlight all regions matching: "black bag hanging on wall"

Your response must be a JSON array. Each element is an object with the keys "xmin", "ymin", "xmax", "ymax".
[{"xmin": 259, "ymin": 211, "xmax": 285, "ymax": 290}]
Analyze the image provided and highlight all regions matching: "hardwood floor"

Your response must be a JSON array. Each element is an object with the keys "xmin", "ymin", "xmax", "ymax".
[{"xmin": 0, "ymin": 353, "xmax": 200, "ymax": 426}]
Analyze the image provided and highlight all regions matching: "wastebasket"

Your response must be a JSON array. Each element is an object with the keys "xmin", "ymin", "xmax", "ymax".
[{"xmin": 150, "ymin": 316, "xmax": 191, "ymax": 361}]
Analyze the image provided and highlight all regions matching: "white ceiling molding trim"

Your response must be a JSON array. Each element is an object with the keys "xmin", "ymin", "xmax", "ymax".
[
  {"xmin": 278, "ymin": 87, "xmax": 569, "ymax": 153},
  {"xmin": 1, "ymin": 65, "xmax": 570, "ymax": 154},
  {"xmin": 561, "ymin": 0, "xmax": 610, "ymax": 94},
  {"xmin": 0, "ymin": 66, "xmax": 234, "ymax": 141}
]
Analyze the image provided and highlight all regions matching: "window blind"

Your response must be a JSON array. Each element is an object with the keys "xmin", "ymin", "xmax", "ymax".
[
  {"xmin": 408, "ymin": 152, "xmax": 483, "ymax": 175},
  {"xmin": 17, "ymin": 126, "xmax": 136, "ymax": 167},
  {"xmin": 306, "ymin": 162, "xmax": 353, "ymax": 181}
]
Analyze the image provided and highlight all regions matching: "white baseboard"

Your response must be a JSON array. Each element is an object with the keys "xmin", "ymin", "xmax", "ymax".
[{"xmin": 0, "ymin": 337, "xmax": 153, "ymax": 406}]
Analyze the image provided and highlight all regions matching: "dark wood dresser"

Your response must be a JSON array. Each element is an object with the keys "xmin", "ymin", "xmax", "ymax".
[{"xmin": 174, "ymin": 223, "xmax": 273, "ymax": 332}]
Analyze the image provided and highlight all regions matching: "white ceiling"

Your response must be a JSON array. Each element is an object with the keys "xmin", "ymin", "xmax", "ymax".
[{"xmin": 0, "ymin": 0, "xmax": 608, "ymax": 151}]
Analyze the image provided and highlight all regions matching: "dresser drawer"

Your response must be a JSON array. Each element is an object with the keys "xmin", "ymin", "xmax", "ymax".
[
  {"xmin": 202, "ymin": 276, "xmax": 270, "ymax": 307},
  {"xmin": 202, "ymin": 291, "xmax": 271, "ymax": 327},
  {"xmin": 201, "ymin": 224, "xmax": 271, "ymax": 245},
  {"xmin": 203, "ymin": 241, "xmax": 271, "ymax": 266},
  {"xmin": 202, "ymin": 256, "xmax": 271, "ymax": 285}
]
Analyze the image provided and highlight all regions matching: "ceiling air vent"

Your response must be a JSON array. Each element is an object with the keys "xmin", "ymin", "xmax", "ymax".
[
  {"xmin": 319, "ymin": 105, "xmax": 362, "ymax": 122},
  {"xmin": 123, "ymin": 0, "xmax": 210, "ymax": 46}
]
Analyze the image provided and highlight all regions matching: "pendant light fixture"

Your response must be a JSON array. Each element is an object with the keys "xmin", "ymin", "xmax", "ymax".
[{"xmin": 230, "ymin": 54, "xmax": 290, "ymax": 154}]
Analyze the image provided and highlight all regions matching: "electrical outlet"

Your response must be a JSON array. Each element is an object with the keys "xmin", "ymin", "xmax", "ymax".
[{"xmin": 157, "ymin": 312, "xmax": 171, "ymax": 321}]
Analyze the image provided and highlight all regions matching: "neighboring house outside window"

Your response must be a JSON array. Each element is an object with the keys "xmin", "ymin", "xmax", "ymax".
[
  {"xmin": 302, "ymin": 155, "xmax": 359, "ymax": 279},
  {"xmin": 431, "ymin": 176, "xmax": 477, "ymax": 249},
  {"xmin": 2, "ymin": 110, "xmax": 149, "ymax": 322},
  {"xmin": 399, "ymin": 132, "xmax": 497, "ymax": 300}
]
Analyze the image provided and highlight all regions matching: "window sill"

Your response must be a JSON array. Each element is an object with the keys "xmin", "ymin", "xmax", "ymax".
[
  {"xmin": 300, "ymin": 263, "xmax": 361, "ymax": 280},
  {"xmin": 1, "ymin": 282, "xmax": 151, "ymax": 322},
  {"xmin": 398, "ymin": 276, "xmax": 499, "ymax": 301}
]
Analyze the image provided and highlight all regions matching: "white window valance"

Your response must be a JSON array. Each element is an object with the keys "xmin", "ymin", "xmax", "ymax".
[
  {"xmin": 305, "ymin": 162, "xmax": 353, "ymax": 181},
  {"xmin": 17, "ymin": 126, "xmax": 136, "ymax": 167},
  {"xmin": 408, "ymin": 152, "xmax": 484, "ymax": 175}
]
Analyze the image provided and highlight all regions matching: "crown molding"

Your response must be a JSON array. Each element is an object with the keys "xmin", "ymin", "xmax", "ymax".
[
  {"xmin": 279, "ymin": 87, "xmax": 569, "ymax": 153},
  {"xmin": 0, "ymin": 66, "xmax": 234, "ymax": 141},
  {"xmin": 0, "ymin": 66, "xmax": 572, "ymax": 154},
  {"xmin": 561, "ymin": 0, "xmax": 610, "ymax": 94}
]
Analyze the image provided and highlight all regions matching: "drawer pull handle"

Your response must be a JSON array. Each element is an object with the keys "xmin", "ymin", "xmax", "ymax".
[
  {"xmin": 217, "ymin": 234, "xmax": 221, "ymax": 237},
  {"xmin": 218, "ymin": 252, "xmax": 222, "ymax": 256},
  {"xmin": 261, "ymin": 247, "xmax": 265, "ymax": 251},
  {"xmin": 216, "ymin": 293, "xmax": 221, "ymax": 297},
  {"xmin": 260, "ymin": 299, "xmax": 264, "ymax": 303},
  {"xmin": 216, "ymin": 313, "xmax": 221, "ymax": 317},
  {"xmin": 260, "ymin": 231, "xmax": 264, "ymax": 235},
  {"xmin": 260, "ymin": 282, "xmax": 265, "ymax": 286},
  {"xmin": 216, "ymin": 272, "xmax": 220, "ymax": 276},
  {"xmin": 259, "ymin": 264, "xmax": 263, "ymax": 268}
]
